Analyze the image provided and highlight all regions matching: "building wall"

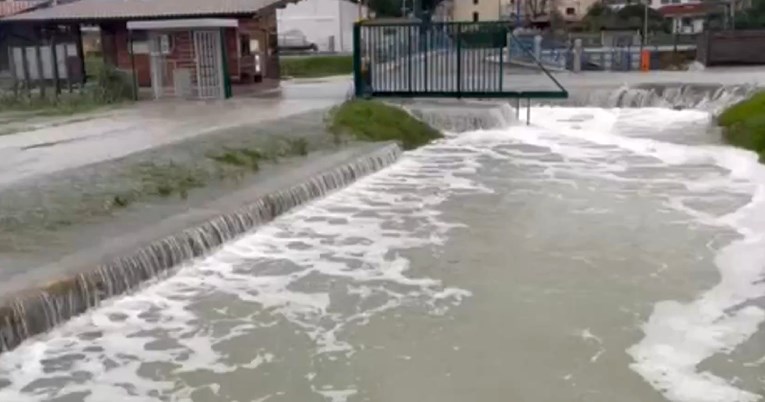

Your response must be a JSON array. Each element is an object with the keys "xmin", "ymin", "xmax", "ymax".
[
  {"xmin": 452, "ymin": 0, "xmax": 506, "ymax": 21},
  {"xmin": 277, "ymin": 0, "xmax": 366, "ymax": 52},
  {"xmin": 555, "ymin": 0, "xmax": 599, "ymax": 19},
  {"xmin": 451, "ymin": 0, "xmax": 599, "ymax": 22},
  {"xmin": 669, "ymin": 15, "xmax": 705, "ymax": 33},
  {"xmin": 105, "ymin": 13, "xmax": 278, "ymax": 89}
]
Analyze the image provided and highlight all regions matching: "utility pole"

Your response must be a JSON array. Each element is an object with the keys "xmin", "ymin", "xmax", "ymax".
[
  {"xmin": 516, "ymin": 0, "xmax": 521, "ymax": 26},
  {"xmin": 643, "ymin": 0, "xmax": 649, "ymax": 46},
  {"xmin": 731, "ymin": 0, "xmax": 736, "ymax": 30}
]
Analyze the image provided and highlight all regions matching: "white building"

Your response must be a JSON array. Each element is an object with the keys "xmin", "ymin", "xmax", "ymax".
[
  {"xmin": 446, "ymin": 0, "xmax": 600, "ymax": 23},
  {"xmin": 276, "ymin": 0, "xmax": 367, "ymax": 53}
]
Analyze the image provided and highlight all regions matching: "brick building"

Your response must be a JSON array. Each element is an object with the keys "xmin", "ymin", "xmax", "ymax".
[{"xmin": 3, "ymin": 0, "xmax": 297, "ymax": 99}]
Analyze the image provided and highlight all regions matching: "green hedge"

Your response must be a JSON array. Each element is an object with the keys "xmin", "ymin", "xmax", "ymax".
[
  {"xmin": 459, "ymin": 26, "xmax": 508, "ymax": 49},
  {"xmin": 328, "ymin": 100, "xmax": 443, "ymax": 150},
  {"xmin": 718, "ymin": 92, "xmax": 765, "ymax": 161},
  {"xmin": 280, "ymin": 55, "xmax": 353, "ymax": 78}
]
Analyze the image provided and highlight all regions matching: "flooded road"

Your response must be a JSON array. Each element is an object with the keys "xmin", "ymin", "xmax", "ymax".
[{"xmin": 1, "ymin": 106, "xmax": 764, "ymax": 402}]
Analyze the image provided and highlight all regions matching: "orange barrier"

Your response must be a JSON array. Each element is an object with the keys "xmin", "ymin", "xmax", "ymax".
[{"xmin": 640, "ymin": 50, "xmax": 651, "ymax": 71}]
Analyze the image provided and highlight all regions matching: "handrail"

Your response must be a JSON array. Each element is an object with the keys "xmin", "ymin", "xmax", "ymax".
[{"xmin": 507, "ymin": 31, "xmax": 568, "ymax": 96}]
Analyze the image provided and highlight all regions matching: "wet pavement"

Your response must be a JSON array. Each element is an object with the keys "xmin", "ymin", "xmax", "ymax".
[{"xmin": 0, "ymin": 77, "xmax": 352, "ymax": 190}]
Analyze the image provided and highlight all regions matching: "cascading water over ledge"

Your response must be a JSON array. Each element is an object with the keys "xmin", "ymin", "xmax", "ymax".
[
  {"xmin": 543, "ymin": 83, "xmax": 758, "ymax": 113},
  {"xmin": 0, "ymin": 143, "xmax": 402, "ymax": 354}
]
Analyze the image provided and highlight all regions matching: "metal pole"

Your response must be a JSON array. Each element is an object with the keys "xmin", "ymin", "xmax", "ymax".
[
  {"xmin": 731, "ymin": 0, "xmax": 736, "ymax": 31},
  {"xmin": 128, "ymin": 29, "xmax": 138, "ymax": 100},
  {"xmin": 643, "ymin": 0, "xmax": 649, "ymax": 46},
  {"xmin": 516, "ymin": 0, "xmax": 521, "ymax": 26}
]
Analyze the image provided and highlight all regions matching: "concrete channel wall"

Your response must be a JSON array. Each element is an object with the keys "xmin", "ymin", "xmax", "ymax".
[{"xmin": 0, "ymin": 140, "xmax": 403, "ymax": 354}]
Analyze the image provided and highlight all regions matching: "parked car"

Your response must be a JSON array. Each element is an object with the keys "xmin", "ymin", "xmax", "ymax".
[{"xmin": 277, "ymin": 30, "xmax": 318, "ymax": 53}]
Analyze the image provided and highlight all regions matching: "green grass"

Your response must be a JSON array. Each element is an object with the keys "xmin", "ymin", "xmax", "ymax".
[
  {"xmin": 328, "ymin": 100, "xmax": 443, "ymax": 150},
  {"xmin": 718, "ymin": 91, "xmax": 765, "ymax": 161},
  {"xmin": 280, "ymin": 55, "xmax": 353, "ymax": 78},
  {"xmin": 209, "ymin": 148, "xmax": 263, "ymax": 171}
]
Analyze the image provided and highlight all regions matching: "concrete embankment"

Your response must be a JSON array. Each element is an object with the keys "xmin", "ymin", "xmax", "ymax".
[
  {"xmin": 0, "ymin": 137, "xmax": 403, "ymax": 352},
  {"xmin": 0, "ymin": 97, "xmax": 510, "ymax": 354},
  {"xmin": 0, "ymin": 100, "xmax": 411, "ymax": 353}
]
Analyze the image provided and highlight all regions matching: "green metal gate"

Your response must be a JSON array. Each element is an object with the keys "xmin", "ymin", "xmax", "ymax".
[{"xmin": 353, "ymin": 21, "xmax": 568, "ymax": 100}]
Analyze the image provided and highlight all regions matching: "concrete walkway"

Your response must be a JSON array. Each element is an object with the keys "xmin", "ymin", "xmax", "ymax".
[{"xmin": 0, "ymin": 77, "xmax": 352, "ymax": 190}]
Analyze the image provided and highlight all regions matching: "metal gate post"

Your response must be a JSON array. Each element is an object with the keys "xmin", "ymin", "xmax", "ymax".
[
  {"xmin": 352, "ymin": 23, "xmax": 362, "ymax": 97},
  {"xmin": 456, "ymin": 24, "xmax": 462, "ymax": 97},
  {"xmin": 526, "ymin": 97, "xmax": 531, "ymax": 125},
  {"xmin": 498, "ymin": 28, "xmax": 504, "ymax": 92},
  {"xmin": 220, "ymin": 28, "xmax": 232, "ymax": 99}
]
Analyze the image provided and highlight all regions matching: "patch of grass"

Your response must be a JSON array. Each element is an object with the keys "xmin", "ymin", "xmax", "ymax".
[
  {"xmin": 280, "ymin": 55, "xmax": 353, "ymax": 78},
  {"xmin": 328, "ymin": 100, "xmax": 443, "ymax": 150},
  {"xmin": 718, "ymin": 92, "xmax": 765, "ymax": 162},
  {"xmin": 209, "ymin": 148, "xmax": 263, "ymax": 171},
  {"xmin": 285, "ymin": 138, "xmax": 309, "ymax": 156},
  {"xmin": 121, "ymin": 161, "xmax": 208, "ymax": 205}
]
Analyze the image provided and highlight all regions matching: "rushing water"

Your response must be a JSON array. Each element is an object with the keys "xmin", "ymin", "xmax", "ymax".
[{"xmin": 1, "ymin": 93, "xmax": 765, "ymax": 402}]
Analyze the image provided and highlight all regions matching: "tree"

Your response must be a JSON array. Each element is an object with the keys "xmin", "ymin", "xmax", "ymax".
[
  {"xmin": 525, "ymin": 0, "xmax": 550, "ymax": 19},
  {"xmin": 735, "ymin": 0, "xmax": 765, "ymax": 28}
]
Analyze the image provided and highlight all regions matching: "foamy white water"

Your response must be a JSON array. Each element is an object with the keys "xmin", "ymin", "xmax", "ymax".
[{"xmin": 1, "ymin": 106, "xmax": 764, "ymax": 402}]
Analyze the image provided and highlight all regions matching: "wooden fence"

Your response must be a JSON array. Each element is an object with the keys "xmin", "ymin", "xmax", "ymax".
[{"xmin": 697, "ymin": 30, "xmax": 765, "ymax": 66}]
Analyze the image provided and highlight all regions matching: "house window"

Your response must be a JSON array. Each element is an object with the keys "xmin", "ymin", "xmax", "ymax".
[
  {"xmin": 661, "ymin": 0, "xmax": 669, "ymax": 4},
  {"xmin": 565, "ymin": 7, "xmax": 575, "ymax": 15},
  {"xmin": 473, "ymin": 0, "xmax": 479, "ymax": 4},
  {"xmin": 473, "ymin": 11, "xmax": 479, "ymax": 21}
]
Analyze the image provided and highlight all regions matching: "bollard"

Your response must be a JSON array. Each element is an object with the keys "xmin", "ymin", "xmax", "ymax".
[
  {"xmin": 573, "ymin": 39, "xmax": 582, "ymax": 73},
  {"xmin": 640, "ymin": 49, "xmax": 650, "ymax": 71},
  {"xmin": 533, "ymin": 35, "xmax": 542, "ymax": 61}
]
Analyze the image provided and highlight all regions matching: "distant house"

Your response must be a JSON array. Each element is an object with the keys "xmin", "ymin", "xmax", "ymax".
[
  {"xmin": 2, "ymin": 0, "xmax": 300, "ymax": 99},
  {"xmin": 444, "ymin": 0, "xmax": 598, "ymax": 25},
  {"xmin": 658, "ymin": 3, "xmax": 711, "ymax": 33},
  {"xmin": 276, "ymin": 0, "xmax": 366, "ymax": 53}
]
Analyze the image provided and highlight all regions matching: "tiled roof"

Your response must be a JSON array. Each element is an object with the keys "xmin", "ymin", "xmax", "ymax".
[
  {"xmin": 0, "ymin": 1, "xmax": 45, "ymax": 18},
  {"xmin": 658, "ymin": 3, "xmax": 710, "ymax": 16},
  {"xmin": 3, "ymin": 0, "xmax": 298, "ymax": 21}
]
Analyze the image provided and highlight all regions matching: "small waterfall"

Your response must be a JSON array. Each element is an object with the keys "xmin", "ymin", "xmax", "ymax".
[
  {"xmin": 0, "ymin": 143, "xmax": 402, "ymax": 354},
  {"xmin": 405, "ymin": 102, "xmax": 517, "ymax": 132},
  {"xmin": 546, "ymin": 83, "xmax": 757, "ymax": 113}
]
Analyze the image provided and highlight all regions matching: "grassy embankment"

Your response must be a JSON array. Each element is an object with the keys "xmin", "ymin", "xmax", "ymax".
[
  {"xmin": 328, "ymin": 99, "xmax": 443, "ymax": 150},
  {"xmin": 718, "ymin": 91, "xmax": 765, "ymax": 162},
  {"xmin": 111, "ymin": 100, "xmax": 439, "ymax": 212},
  {"xmin": 280, "ymin": 55, "xmax": 353, "ymax": 78},
  {"xmin": 3, "ymin": 96, "xmax": 440, "ymax": 251}
]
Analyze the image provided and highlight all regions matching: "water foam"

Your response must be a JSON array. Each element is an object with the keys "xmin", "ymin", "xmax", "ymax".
[
  {"xmin": 526, "ymin": 106, "xmax": 765, "ymax": 402},
  {"xmin": 0, "ymin": 135, "xmax": 494, "ymax": 401}
]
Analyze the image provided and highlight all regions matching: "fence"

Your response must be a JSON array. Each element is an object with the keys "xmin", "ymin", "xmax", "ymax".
[
  {"xmin": 353, "ymin": 21, "xmax": 568, "ymax": 99},
  {"xmin": 4, "ymin": 42, "xmax": 85, "ymax": 96},
  {"xmin": 697, "ymin": 30, "xmax": 765, "ymax": 66}
]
